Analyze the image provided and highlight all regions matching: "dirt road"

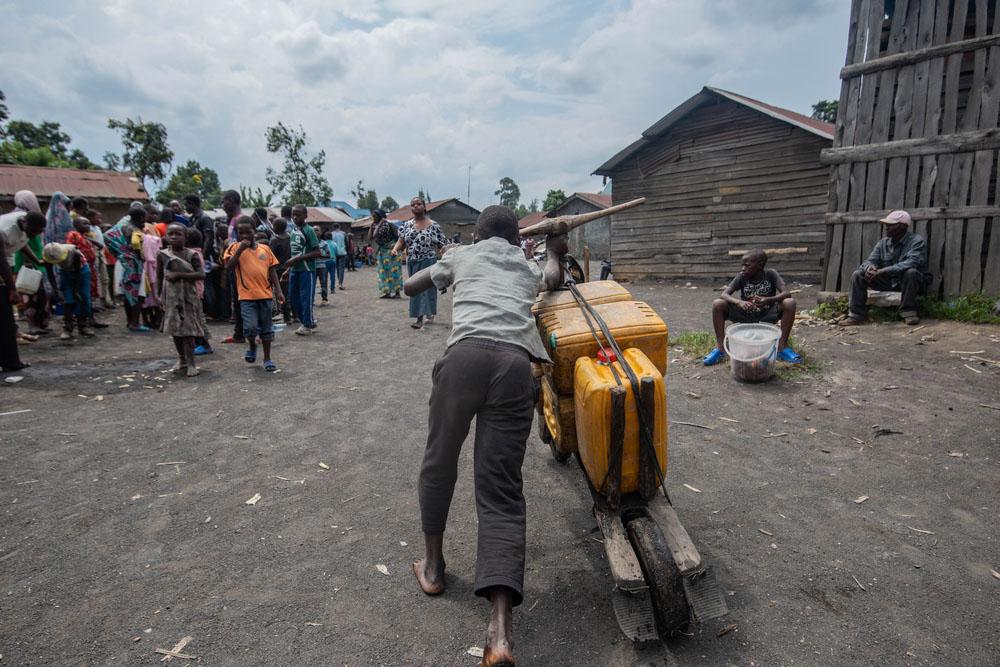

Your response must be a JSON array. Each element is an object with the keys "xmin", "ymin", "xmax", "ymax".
[{"xmin": 1, "ymin": 268, "xmax": 997, "ymax": 665}]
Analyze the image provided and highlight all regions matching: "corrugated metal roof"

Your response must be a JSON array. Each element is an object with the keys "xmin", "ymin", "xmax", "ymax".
[
  {"xmin": 517, "ymin": 211, "xmax": 548, "ymax": 229},
  {"xmin": 203, "ymin": 206, "xmax": 343, "ymax": 225},
  {"xmin": 571, "ymin": 192, "xmax": 612, "ymax": 209},
  {"xmin": 595, "ymin": 86, "xmax": 834, "ymax": 175},
  {"xmin": 385, "ymin": 198, "xmax": 456, "ymax": 222},
  {"xmin": 0, "ymin": 165, "xmax": 150, "ymax": 201},
  {"xmin": 314, "ymin": 207, "xmax": 356, "ymax": 224}
]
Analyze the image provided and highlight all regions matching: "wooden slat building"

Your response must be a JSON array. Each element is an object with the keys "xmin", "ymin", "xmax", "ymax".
[
  {"xmin": 822, "ymin": 0, "xmax": 1000, "ymax": 296},
  {"xmin": 594, "ymin": 87, "xmax": 834, "ymax": 282}
]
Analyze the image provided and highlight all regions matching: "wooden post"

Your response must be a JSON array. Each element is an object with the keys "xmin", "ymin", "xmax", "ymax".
[{"xmin": 583, "ymin": 244, "xmax": 591, "ymax": 282}]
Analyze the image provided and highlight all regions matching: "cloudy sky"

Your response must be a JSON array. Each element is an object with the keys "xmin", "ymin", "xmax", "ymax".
[{"xmin": 1, "ymin": 0, "xmax": 849, "ymax": 209}]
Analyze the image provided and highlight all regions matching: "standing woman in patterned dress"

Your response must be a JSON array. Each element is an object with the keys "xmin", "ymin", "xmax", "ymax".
[
  {"xmin": 368, "ymin": 208, "xmax": 402, "ymax": 299},
  {"xmin": 392, "ymin": 197, "xmax": 448, "ymax": 329}
]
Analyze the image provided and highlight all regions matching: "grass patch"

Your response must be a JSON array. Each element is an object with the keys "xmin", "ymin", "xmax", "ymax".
[
  {"xmin": 808, "ymin": 293, "xmax": 1000, "ymax": 325},
  {"xmin": 669, "ymin": 330, "xmax": 716, "ymax": 358},
  {"xmin": 775, "ymin": 336, "xmax": 823, "ymax": 381},
  {"xmin": 919, "ymin": 293, "xmax": 1000, "ymax": 324}
]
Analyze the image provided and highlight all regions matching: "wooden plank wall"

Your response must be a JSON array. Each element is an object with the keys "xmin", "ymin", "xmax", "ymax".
[
  {"xmin": 824, "ymin": 0, "xmax": 1000, "ymax": 296},
  {"xmin": 609, "ymin": 99, "xmax": 831, "ymax": 282}
]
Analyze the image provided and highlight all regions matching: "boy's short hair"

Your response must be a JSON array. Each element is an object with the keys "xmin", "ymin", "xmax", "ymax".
[
  {"xmin": 744, "ymin": 249, "xmax": 768, "ymax": 265},
  {"xmin": 184, "ymin": 194, "xmax": 201, "ymax": 208},
  {"xmin": 475, "ymin": 205, "xmax": 519, "ymax": 244},
  {"xmin": 235, "ymin": 215, "xmax": 254, "ymax": 229},
  {"xmin": 22, "ymin": 211, "xmax": 46, "ymax": 233},
  {"xmin": 273, "ymin": 218, "xmax": 287, "ymax": 233},
  {"xmin": 71, "ymin": 196, "xmax": 88, "ymax": 211},
  {"xmin": 185, "ymin": 226, "xmax": 203, "ymax": 248},
  {"xmin": 280, "ymin": 205, "xmax": 292, "ymax": 218}
]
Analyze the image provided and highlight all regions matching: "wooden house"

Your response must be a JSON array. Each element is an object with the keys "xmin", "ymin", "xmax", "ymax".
[
  {"xmin": 0, "ymin": 165, "xmax": 149, "ymax": 223},
  {"xmin": 822, "ymin": 0, "xmax": 1000, "ymax": 297},
  {"xmin": 594, "ymin": 86, "xmax": 834, "ymax": 282},
  {"xmin": 551, "ymin": 193, "xmax": 613, "ymax": 260},
  {"xmin": 353, "ymin": 198, "xmax": 481, "ymax": 243}
]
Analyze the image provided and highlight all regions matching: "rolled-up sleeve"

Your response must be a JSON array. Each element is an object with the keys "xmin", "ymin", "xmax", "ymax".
[{"xmin": 430, "ymin": 249, "xmax": 456, "ymax": 289}]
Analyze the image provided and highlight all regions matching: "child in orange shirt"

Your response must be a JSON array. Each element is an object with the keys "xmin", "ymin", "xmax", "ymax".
[{"xmin": 223, "ymin": 217, "xmax": 284, "ymax": 371}]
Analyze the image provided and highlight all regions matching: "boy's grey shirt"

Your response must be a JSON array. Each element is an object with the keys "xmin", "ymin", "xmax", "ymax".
[{"xmin": 430, "ymin": 236, "xmax": 551, "ymax": 362}]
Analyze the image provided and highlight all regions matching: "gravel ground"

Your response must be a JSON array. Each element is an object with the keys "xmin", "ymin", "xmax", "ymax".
[{"xmin": 1, "ymin": 266, "xmax": 998, "ymax": 666}]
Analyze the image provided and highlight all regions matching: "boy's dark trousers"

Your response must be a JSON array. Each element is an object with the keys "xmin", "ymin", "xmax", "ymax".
[{"xmin": 418, "ymin": 337, "xmax": 537, "ymax": 606}]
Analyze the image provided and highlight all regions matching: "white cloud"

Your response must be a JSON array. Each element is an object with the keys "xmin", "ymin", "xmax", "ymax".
[{"xmin": 0, "ymin": 0, "xmax": 849, "ymax": 209}]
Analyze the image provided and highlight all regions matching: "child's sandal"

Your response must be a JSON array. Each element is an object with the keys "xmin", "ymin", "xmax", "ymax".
[
  {"xmin": 263, "ymin": 360, "xmax": 277, "ymax": 372},
  {"xmin": 244, "ymin": 349, "xmax": 257, "ymax": 363}
]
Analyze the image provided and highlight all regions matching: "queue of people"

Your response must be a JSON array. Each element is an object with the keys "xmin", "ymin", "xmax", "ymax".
[{"xmin": 0, "ymin": 188, "xmax": 378, "ymax": 374}]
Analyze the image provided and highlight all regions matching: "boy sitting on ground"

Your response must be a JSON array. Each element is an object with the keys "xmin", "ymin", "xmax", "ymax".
[
  {"xmin": 703, "ymin": 249, "xmax": 800, "ymax": 365},
  {"xmin": 403, "ymin": 205, "xmax": 566, "ymax": 667}
]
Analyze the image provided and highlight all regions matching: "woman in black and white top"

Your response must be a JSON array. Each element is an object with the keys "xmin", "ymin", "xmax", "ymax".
[{"xmin": 392, "ymin": 197, "xmax": 448, "ymax": 329}]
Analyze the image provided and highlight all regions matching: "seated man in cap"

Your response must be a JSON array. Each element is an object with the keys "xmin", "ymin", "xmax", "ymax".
[{"xmin": 840, "ymin": 209, "xmax": 931, "ymax": 326}]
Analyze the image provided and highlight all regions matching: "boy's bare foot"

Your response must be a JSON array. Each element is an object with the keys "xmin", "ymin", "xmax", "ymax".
[
  {"xmin": 411, "ymin": 558, "xmax": 445, "ymax": 595},
  {"xmin": 186, "ymin": 366, "xmax": 201, "ymax": 377},
  {"xmin": 171, "ymin": 362, "xmax": 187, "ymax": 374},
  {"xmin": 482, "ymin": 586, "xmax": 515, "ymax": 666},
  {"xmin": 839, "ymin": 316, "xmax": 862, "ymax": 327},
  {"xmin": 481, "ymin": 643, "xmax": 515, "ymax": 667}
]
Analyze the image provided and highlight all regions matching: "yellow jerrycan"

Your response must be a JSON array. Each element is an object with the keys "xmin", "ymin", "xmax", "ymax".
[{"xmin": 574, "ymin": 348, "xmax": 668, "ymax": 497}]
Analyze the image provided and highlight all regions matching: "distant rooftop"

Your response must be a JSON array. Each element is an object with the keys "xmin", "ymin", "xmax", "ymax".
[{"xmin": 0, "ymin": 164, "xmax": 150, "ymax": 201}]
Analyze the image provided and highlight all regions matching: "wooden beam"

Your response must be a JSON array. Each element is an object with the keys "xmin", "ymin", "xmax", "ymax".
[
  {"xmin": 820, "ymin": 128, "xmax": 1000, "ymax": 164},
  {"xmin": 727, "ymin": 247, "xmax": 808, "ymax": 256},
  {"xmin": 825, "ymin": 206, "xmax": 1000, "ymax": 223},
  {"xmin": 840, "ymin": 32, "xmax": 1000, "ymax": 79},
  {"xmin": 818, "ymin": 290, "xmax": 901, "ymax": 307},
  {"xmin": 647, "ymin": 496, "xmax": 702, "ymax": 575},
  {"xmin": 593, "ymin": 505, "xmax": 647, "ymax": 592}
]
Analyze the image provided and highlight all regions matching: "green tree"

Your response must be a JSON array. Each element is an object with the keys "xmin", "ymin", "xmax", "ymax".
[
  {"xmin": 102, "ymin": 151, "xmax": 120, "ymax": 171},
  {"xmin": 416, "ymin": 188, "xmax": 431, "ymax": 202},
  {"xmin": 514, "ymin": 203, "xmax": 529, "ymax": 219},
  {"xmin": 0, "ymin": 90, "xmax": 8, "ymax": 137},
  {"xmin": 811, "ymin": 100, "xmax": 838, "ymax": 124},
  {"xmin": 0, "ymin": 115, "xmax": 96, "ymax": 169},
  {"xmin": 351, "ymin": 179, "xmax": 379, "ymax": 211},
  {"xmin": 380, "ymin": 196, "xmax": 399, "ymax": 212},
  {"xmin": 107, "ymin": 117, "xmax": 173, "ymax": 191},
  {"xmin": 264, "ymin": 122, "xmax": 333, "ymax": 206},
  {"xmin": 155, "ymin": 160, "xmax": 223, "ymax": 207},
  {"xmin": 528, "ymin": 198, "xmax": 539, "ymax": 213},
  {"xmin": 6, "ymin": 120, "xmax": 71, "ymax": 156},
  {"xmin": 542, "ymin": 188, "xmax": 567, "ymax": 212},
  {"xmin": 238, "ymin": 185, "xmax": 275, "ymax": 209},
  {"xmin": 0, "ymin": 141, "xmax": 62, "ymax": 167},
  {"xmin": 495, "ymin": 176, "xmax": 520, "ymax": 209},
  {"xmin": 66, "ymin": 149, "xmax": 97, "ymax": 170}
]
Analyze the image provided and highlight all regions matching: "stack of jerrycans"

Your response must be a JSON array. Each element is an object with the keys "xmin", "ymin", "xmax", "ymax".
[{"xmin": 532, "ymin": 280, "xmax": 670, "ymax": 495}]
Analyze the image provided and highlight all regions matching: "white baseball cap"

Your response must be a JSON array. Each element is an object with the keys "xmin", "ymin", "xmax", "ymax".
[{"xmin": 879, "ymin": 210, "xmax": 912, "ymax": 226}]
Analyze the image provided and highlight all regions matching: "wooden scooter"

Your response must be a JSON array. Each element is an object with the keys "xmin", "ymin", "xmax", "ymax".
[{"xmin": 528, "ymin": 200, "xmax": 728, "ymax": 641}]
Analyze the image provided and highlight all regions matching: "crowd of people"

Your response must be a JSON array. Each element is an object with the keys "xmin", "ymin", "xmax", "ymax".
[{"xmin": 0, "ymin": 188, "xmax": 428, "ymax": 374}]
